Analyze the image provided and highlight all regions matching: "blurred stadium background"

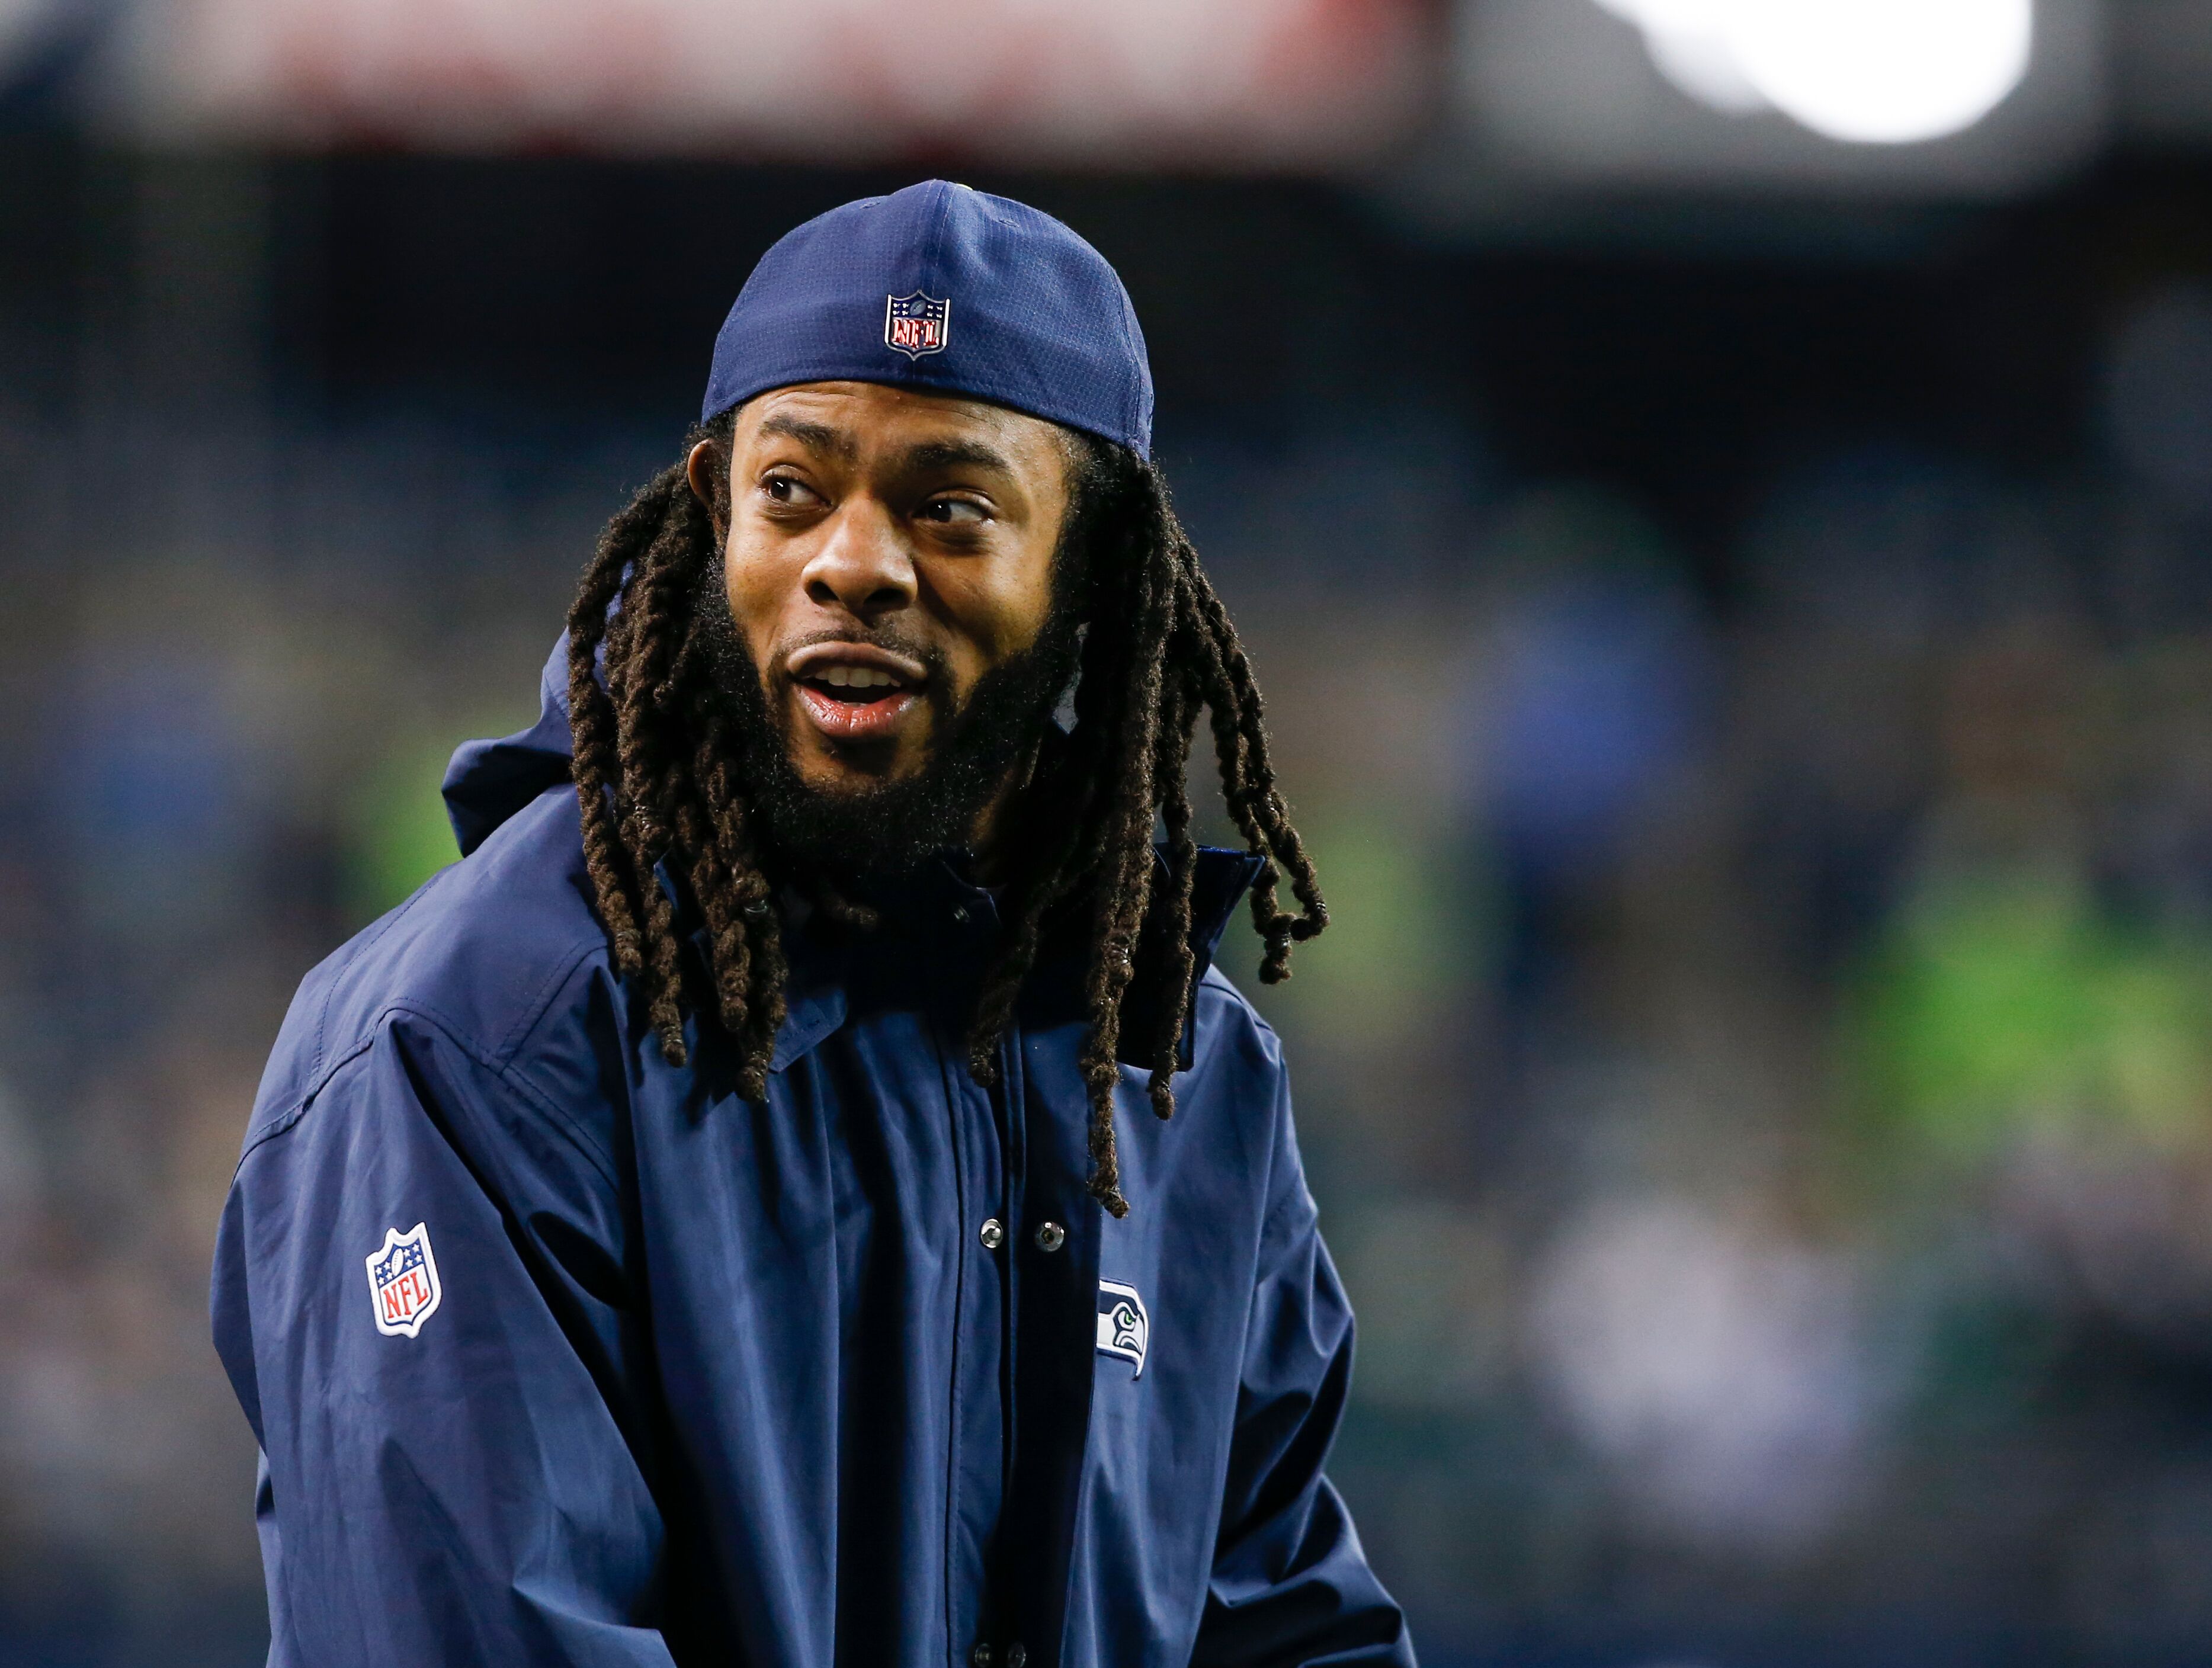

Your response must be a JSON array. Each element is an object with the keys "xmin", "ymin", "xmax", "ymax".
[{"xmin": 5, "ymin": 0, "xmax": 2212, "ymax": 1663}]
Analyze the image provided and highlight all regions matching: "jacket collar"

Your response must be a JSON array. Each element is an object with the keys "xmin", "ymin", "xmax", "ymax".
[{"xmin": 442, "ymin": 633, "xmax": 582, "ymax": 858}]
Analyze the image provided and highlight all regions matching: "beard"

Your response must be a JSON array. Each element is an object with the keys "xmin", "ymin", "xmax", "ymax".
[{"xmin": 692, "ymin": 572, "xmax": 1082, "ymax": 881}]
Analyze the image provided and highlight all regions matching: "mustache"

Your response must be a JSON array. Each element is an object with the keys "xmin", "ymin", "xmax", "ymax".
[{"xmin": 768, "ymin": 627, "xmax": 948, "ymax": 689}]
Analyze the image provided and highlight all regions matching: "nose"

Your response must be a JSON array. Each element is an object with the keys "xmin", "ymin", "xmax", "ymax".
[{"xmin": 799, "ymin": 500, "xmax": 916, "ymax": 623}]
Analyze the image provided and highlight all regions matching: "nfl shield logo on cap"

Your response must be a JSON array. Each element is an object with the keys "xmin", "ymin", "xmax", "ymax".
[{"xmin": 884, "ymin": 291, "xmax": 951, "ymax": 361}]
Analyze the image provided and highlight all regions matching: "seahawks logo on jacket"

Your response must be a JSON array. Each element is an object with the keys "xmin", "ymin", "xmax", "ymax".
[{"xmin": 1096, "ymin": 1279, "xmax": 1149, "ymax": 1378}]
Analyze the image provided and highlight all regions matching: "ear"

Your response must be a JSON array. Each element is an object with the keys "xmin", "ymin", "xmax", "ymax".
[{"xmin": 687, "ymin": 438, "xmax": 727, "ymax": 530}]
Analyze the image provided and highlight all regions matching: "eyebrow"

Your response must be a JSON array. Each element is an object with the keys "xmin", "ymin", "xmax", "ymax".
[
  {"xmin": 753, "ymin": 417, "xmax": 1015, "ymax": 480},
  {"xmin": 898, "ymin": 438, "xmax": 1016, "ymax": 476},
  {"xmin": 755, "ymin": 413, "xmax": 858, "ymax": 460}
]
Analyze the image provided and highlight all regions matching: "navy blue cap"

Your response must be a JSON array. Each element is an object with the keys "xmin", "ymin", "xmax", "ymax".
[{"xmin": 701, "ymin": 181, "xmax": 1153, "ymax": 460}]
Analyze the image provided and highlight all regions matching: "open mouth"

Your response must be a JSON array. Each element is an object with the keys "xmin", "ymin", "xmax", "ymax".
[
  {"xmin": 787, "ymin": 646, "xmax": 928, "ymax": 743},
  {"xmin": 799, "ymin": 663, "xmax": 910, "ymax": 701}
]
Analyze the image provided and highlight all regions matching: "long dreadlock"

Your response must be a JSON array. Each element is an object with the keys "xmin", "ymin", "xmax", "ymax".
[{"xmin": 565, "ymin": 413, "xmax": 1325, "ymax": 1217}]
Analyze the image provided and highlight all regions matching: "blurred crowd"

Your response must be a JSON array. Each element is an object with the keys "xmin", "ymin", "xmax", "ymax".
[
  {"xmin": 4, "ymin": 190, "xmax": 2212, "ymax": 1666},
  {"xmin": 1232, "ymin": 275, "xmax": 2212, "ymax": 1662}
]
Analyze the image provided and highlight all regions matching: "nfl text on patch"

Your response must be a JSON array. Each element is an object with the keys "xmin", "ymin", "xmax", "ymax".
[{"xmin": 365, "ymin": 1223, "xmax": 444, "ymax": 1339}]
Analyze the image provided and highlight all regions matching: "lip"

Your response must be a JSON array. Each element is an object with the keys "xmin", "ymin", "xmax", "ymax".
[
  {"xmin": 793, "ymin": 682, "xmax": 921, "ymax": 743},
  {"xmin": 785, "ymin": 641, "xmax": 929, "ymax": 685},
  {"xmin": 784, "ymin": 640, "xmax": 929, "ymax": 746}
]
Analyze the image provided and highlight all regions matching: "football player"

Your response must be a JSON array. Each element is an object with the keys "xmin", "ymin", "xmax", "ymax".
[{"xmin": 214, "ymin": 181, "xmax": 1413, "ymax": 1668}]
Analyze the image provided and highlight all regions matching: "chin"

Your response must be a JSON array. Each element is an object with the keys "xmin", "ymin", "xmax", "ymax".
[{"xmin": 797, "ymin": 749, "xmax": 921, "ymax": 793}]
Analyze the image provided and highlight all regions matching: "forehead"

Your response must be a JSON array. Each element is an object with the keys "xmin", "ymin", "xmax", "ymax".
[{"xmin": 734, "ymin": 380, "xmax": 1067, "ymax": 467}]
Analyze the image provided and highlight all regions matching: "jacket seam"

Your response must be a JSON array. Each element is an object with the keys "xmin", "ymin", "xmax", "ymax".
[
  {"xmin": 308, "ymin": 883, "xmax": 434, "ymax": 1081},
  {"xmin": 237, "ymin": 1035, "xmax": 376, "ymax": 1166},
  {"xmin": 493, "ymin": 931, "xmax": 613, "ymax": 1066},
  {"xmin": 493, "ymin": 1050, "xmax": 624, "ymax": 1192},
  {"xmin": 288, "ymin": 913, "xmax": 599, "ymax": 1126},
  {"xmin": 386, "ymin": 999, "xmax": 624, "ymax": 1189},
  {"xmin": 237, "ymin": 989, "xmax": 623, "ymax": 1191}
]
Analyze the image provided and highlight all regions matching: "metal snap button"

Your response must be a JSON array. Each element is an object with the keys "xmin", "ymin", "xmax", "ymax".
[
  {"xmin": 953, "ymin": 904, "xmax": 971, "ymax": 925},
  {"xmin": 972, "ymin": 1647, "xmax": 993, "ymax": 1668},
  {"xmin": 1034, "ymin": 1221, "xmax": 1066, "ymax": 1253},
  {"xmin": 979, "ymin": 1218, "xmax": 1005, "ymax": 1250},
  {"xmin": 1006, "ymin": 1644, "xmax": 1027, "ymax": 1668}
]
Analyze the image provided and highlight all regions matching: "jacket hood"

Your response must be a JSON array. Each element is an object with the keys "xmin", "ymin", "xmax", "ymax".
[{"xmin": 443, "ymin": 633, "xmax": 583, "ymax": 859}]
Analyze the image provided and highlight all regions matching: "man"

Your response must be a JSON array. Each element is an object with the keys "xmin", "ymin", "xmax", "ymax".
[{"xmin": 213, "ymin": 180, "xmax": 1413, "ymax": 1668}]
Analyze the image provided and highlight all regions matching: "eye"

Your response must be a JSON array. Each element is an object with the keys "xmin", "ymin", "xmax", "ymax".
[
  {"xmin": 761, "ymin": 472, "xmax": 823, "ymax": 508},
  {"xmin": 919, "ymin": 495, "xmax": 989, "ymax": 527}
]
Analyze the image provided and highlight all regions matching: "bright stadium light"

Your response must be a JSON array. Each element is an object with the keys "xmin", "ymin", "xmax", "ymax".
[
  {"xmin": 1591, "ymin": 0, "xmax": 1768, "ymax": 111},
  {"xmin": 1732, "ymin": 0, "xmax": 2033, "ymax": 142},
  {"xmin": 1592, "ymin": 0, "xmax": 2035, "ymax": 144}
]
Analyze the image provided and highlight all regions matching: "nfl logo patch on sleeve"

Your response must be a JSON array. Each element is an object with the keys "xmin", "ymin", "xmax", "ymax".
[
  {"xmin": 1096, "ymin": 1279, "xmax": 1149, "ymax": 1378},
  {"xmin": 884, "ymin": 291, "xmax": 951, "ymax": 360},
  {"xmin": 366, "ymin": 1223, "xmax": 443, "ymax": 1338}
]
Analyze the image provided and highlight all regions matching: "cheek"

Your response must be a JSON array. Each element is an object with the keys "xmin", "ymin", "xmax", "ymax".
[
  {"xmin": 723, "ymin": 532, "xmax": 799, "ymax": 673},
  {"xmin": 935, "ymin": 550, "xmax": 1059, "ymax": 678}
]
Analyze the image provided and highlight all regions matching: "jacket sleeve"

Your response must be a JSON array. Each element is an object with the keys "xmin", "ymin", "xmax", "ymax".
[
  {"xmin": 211, "ymin": 1006, "xmax": 674, "ymax": 1668},
  {"xmin": 1191, "ymin": 1063, "xmax": 1416, "ymax": 1668}
]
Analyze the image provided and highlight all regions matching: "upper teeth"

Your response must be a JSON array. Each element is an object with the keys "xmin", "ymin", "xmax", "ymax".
[{"xmin": 822, "ymin": 665, "xmax": 899, "ymax": 689}]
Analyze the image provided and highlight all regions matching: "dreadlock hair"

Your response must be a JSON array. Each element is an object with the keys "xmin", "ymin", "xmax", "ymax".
[{"xmin": 565, "ymin": 410, "xmax": 1325, "ymax": 1217}]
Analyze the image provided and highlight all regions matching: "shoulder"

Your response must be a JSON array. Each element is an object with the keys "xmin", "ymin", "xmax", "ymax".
[
  {"xmin": 1165, "ymin": 961, "xmax": 1296, "ymax": 1183},
  {"xmin": 1182, "ymin": 962, "xmax": 1317, "ymax": 1236},
  {"xmin": 248, "ymin": 785, "xmax": 614, "ymax": 1144},
  {"xmin": 1187, "ymin": 961, "xmax": 1288, "ymax": 1089}
]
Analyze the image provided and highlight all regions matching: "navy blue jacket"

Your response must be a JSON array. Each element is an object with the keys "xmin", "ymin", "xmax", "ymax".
[{"xmin": 211, "ymin": 639, "xmax": 1413, "ymax": 1668}]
